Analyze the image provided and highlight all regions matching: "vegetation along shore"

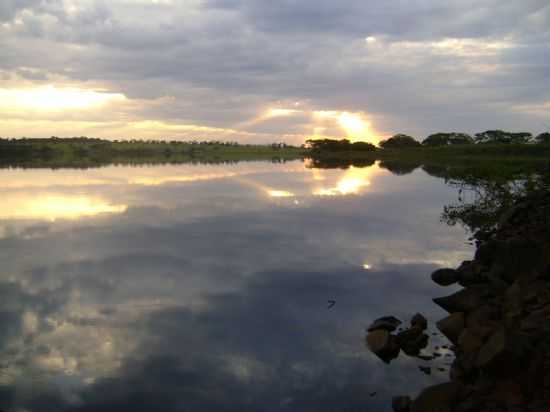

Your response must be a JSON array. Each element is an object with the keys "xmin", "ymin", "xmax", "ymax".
[
  {"xmin": 366, "ymin": 165, "xmax": 550, "ymax": 412},
  {"xmin": 1, "ymin": 129, "xmax": 550, "ymax": 168}
]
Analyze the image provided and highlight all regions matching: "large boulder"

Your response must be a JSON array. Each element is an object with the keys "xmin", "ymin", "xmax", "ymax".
[
  {"xmin": 476, "ymin": 329, "xmax": 532, "ymax": 375},
  {"xmin": 433, "ymin": 287, "xmax": 486, "ymax": 313},
  {"xmin": 456, "ymin": 261, "xmax": 485, "ymax": 286},
  {"xmin": 488, "ymin": 239, "xmax": 546, "ymax": 283},
  {"xmin": 396, "ymin": 326, "xmax": 429, "ymax": 356},
  {"xmin": 366, "ymin": 330, "xmax": 400, "ymax": 363},
  {"xmin": 431, "ymin": 268, "xmax": 459, "ymax": 286},
  {"xmin": 410, "ymin": 383, "xmax": 461, "ymax": 412},
  {"xmin": 437, "ymin": 312, "xmax": 465, "ymax": 344},
  {"xmin": 458, "ymin": 328, "xmax": 484, "ymax": 354},
  {"xmin": 411, "ymin": 313, "xmax": 428, "ymax": 331},
  {"xmin": 367, "ymin": 316, "xmax": 402, "ymax": 332},
  {"xmin": 392, "ymin": 396, "xmax": 411, "ymax": 412}
]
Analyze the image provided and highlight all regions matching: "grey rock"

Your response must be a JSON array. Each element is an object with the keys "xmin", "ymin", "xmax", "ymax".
[
  {"xmin": 433, "ymin": 288, "xmax": 485, "ymax": 313},
  {"xmin": 411, "ymin": 313, "xmax": 428, "ymax": 330},
  {"xmin": 392, "ymin": 396, "xmax": 411, "ymax": 412},
  {"xmin": 457, "ymin": 261, "xmax": 485, "ymax": 286},
  {"xmin": 437, "ymin": 313, "xmax": 465, "ymax": 344},
  {"xmin": 458, "ymin": 328, "xmax": 483, "ymax": 353},
  {"xmin": 475, "ymin": 240, "xmax": 501, "ymax": 265},
  {"xmin": 366, "ymin": 329, "xmax": 400, "ymax": 363},
  {"xmin": 367, "ymin": 316, "xmax": 402, "ymax": 332},
  {"xmin": 410, "ymin": 382, "xmax": 461, "ymax": 412},
  {"xmin": 476, "ymin": 329, "xmax": 532, "ymax": 375},
  {"xmin": 431, "ymin": 268, "xmax": 459, "ymax": 286},
  {"xmin": 396, "ymin": 325, "xmax": 429, "ymax": 356}
]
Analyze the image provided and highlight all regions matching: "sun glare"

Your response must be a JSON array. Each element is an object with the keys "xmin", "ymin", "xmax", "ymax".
[
  {"xmin": 338, "ymin": 112, "xmax": 369, "ymax": 139},
  {"xmin": 0, "ymin": 85, "xmax": 125, "ymax": 111},
  {"xmin": 312, "ymin": 110, "xmax": 374, "ymax": 143},
  {"xmin": 267, "ymin": 190, "xmax": 295, "ymax": 198},
  {"xmin": 313, "ymin": 166, "xmax": 375, "ymax": 196},
  {"xmin": 266, "ymin": 108, "xmax": 300, "ymax": 118},
  {"xmin": 1, "ymin": 194, "xmax": 127, "ymax": 221}
]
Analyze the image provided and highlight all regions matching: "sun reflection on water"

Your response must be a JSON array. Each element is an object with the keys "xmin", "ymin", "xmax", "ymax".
[
  {"xmin": 313, "ymin": 166, "xmax": 374, "ymax": 196},
  {"xmin": 0, "ymin": 194, "xmax": 127, "ymax": 221},
  {"xmin": 267, "ymin": 190, "xmax": 295, "ymax": 198}
]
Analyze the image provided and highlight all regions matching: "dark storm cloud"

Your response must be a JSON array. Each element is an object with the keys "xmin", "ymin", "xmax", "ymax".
[{"xmin": 205, "ymin": 0, "xmax": 549, "ymax": 40}]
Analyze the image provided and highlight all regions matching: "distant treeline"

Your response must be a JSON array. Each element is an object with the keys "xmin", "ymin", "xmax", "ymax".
[
  {"xmin": 0, "ymin": 136, "xmax": 304, "ymax": 168},
  {"xmin": 307, "ymin": 130, "xmax": 550, "ymax": 152},
  {"xmin": 379, "ymin": 131, "xmax": 550, "ymax": 148}
]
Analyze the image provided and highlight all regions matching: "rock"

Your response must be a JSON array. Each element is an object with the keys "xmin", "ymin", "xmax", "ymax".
[
  {"xmin": 396, "ymin": 326, "xmax": 429, "ymax": 356},
  {"xmin": 411, "ymin": 313, "xmax": 428, "ymax": 330},
  {"xmin": 410, "ymin": 382, "xmax": 461, "ymax": 412},
  {"xmin": 366, "ymin": 330, "xmax": 400, "ymax": 363},
  {"xmin": 475, "ymin": 240, "xmax": 501, "ymax": 265},
  {"xmin": 433, "ymin": 288, "xmax": 485, "ymax": 313},
  {"xmin": 419, "ymin": 366, "xmax": 431, "ymax": 375},
  {"xmin": 488, "ymin": 239, "xmax": 544, "ymax": 283},
  {"xmin": 450, "ymin": 352, "xmax": 477, "ymax": 381},
  {"xmin": 367, "ymin": 316, "xmax": 402, "ymax": 332},
  {"xmin": 456, "ymin": 261, "xmax": 485, "ymax": 286},
  {"xmin": 431, "ymin": 268, "xmax": 459, "ymax": 286},
  {"xmin": 458, "ymin": 329, "xmax": 483, "ymax": 353},
  {"xmin": 436, "ymin": 313, "xmax": 465, "ymax": 344},
  {"xmin": 453, "ymin": 398, "xmax": 482, "ymax": 412},
  {"xmin": 465, "ymin": 305, "xmax": 499, "ymax": 339},
  {"xmin": 392, "ymin": 396, "xmax": 411, "ymax": 412},
  {"xmin": 476, "ymin": 329, "xmax": 532, "ymax": 375},
  {"xmin": 366, "ymin": 329, "xmax": 390, "ymax": 352}
]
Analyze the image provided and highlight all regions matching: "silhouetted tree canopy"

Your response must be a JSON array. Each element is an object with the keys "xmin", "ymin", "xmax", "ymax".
[
  {"xmin": 474, "ymin": 130, "xmax": 533, "ymax": 144},
  {"xmin": 422, "ymin": 133, "xmax": 473, "ymax": 146},
  {"xmin": 536, "ymin": 132, "xmax": 550, "ymax": 144},
  {"xmin": 306, "ymin": 139, "xmax": 376, "ymax": 152},
  {"xmin": 379, "ymin": 134, "xmax": 421, "ymax": 149},
  {"xmin": 378, "ymin": 160, "xmax": 422, "ymax": 175}
]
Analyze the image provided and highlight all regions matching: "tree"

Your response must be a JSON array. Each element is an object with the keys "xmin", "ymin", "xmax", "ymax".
[
  {"xmin": 306, "ymin": 139, "xmax": 376, "ymax": 152},
  {"xmin": 351, "ymin": 141, "xmax": 376, "ymax": 152},
  {"xmin": 422, "ymin": 133, "xmax": 473, "ymax": 146},
  {"xmin": 474, "ymin": 130, "xmax": 532, "ymax": 144},
  {"xmin": 379, "ymin": 134, "xmax": 421, "ymax": 149},
  {"xmin": 306, "ymin": 139, "xmax": 352, "ymax": 151},
  {"xmin": 535, "ymin": 132, "xmax": 550, "ymax": 144}
]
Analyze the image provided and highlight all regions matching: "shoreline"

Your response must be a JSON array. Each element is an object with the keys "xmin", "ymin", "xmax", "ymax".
[{"xmin": 367, "ymin": 190, "xmax": 550, "ymax": 412}]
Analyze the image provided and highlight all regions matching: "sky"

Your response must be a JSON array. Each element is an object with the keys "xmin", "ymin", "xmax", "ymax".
[{"xmin": 1, "ymin": 0, "xmax": 549, "ymax": 145}]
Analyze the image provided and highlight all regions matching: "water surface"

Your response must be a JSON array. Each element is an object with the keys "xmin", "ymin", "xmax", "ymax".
[{"xmin": 0, "ymin": 161, "xmax": 472, "ymax": 411}]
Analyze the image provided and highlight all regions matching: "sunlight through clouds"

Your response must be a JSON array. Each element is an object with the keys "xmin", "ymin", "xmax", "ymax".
[{"xmin": 0, "ymin": 86, "xmax": 126, "ymax": 111}]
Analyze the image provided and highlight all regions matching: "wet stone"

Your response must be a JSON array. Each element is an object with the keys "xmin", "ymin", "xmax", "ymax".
[
  {"xmin": 367, "ymin": 316, "xmax": 402, "ymax": 332},
  {"xmin": 431, "ymin": 268, "xmax": 460, "ymax": 286},
  {"xmin": 437, "ymin": 313, "xmax": 465, "ymax": 344},
  {"xmin": 411, "ymin": 313, "xmax": 428, "ymax": 330}
]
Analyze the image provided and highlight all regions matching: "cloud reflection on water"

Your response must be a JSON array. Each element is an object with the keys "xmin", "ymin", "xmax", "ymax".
[{"xmin": 0, "ymin": 161, "xmax": 471, "ymax": 411}]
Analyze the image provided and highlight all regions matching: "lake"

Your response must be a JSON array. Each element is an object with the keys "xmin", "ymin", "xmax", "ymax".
[{"xmin": 0, "ymin": 160, "xmax": 474, "ymax": 411}]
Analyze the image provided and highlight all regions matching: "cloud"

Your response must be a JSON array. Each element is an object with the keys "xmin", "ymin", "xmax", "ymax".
[
  {"xmin": 0, "ymin": 1, "xmax": 549, "ymax": 142},
  {"xmin": 0, "ymin": 163, "xmax": 474, "ymax": 410}
]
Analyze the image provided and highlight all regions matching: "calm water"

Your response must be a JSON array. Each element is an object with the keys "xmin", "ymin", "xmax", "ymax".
[{"xmin": 0, "ymin": 161, "xmax": 472, "ymax": 412}]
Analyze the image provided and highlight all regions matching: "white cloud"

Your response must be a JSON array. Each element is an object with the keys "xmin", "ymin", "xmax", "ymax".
[{"xmin": 0, "ymin": 0, "xmax": 549, "ymax": 141}]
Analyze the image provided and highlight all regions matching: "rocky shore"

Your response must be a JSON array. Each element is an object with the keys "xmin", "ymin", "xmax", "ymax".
[{"xmin": 367, "ymin": 190, "xmax": 550, "ymax": 412}]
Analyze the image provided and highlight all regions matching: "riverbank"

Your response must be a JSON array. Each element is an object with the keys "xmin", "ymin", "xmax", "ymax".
[
  {"xmin": 309, "ymin": 143, "xmax": 550, "ymax": 163},
  {"xmin": 2, "ymin": 138, "xmax": 550, "ymax": 169},
  {"xmin": 367, "ymin": 188, "xmax": 550, "ymax": 411},
  {"xmin": 0, "ymin": 138, "xmax": 305, "ymax": 168}
]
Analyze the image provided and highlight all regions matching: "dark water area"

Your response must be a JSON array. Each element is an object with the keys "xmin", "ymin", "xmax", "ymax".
[{"xmin": 0, "ymin": 160, "xmax": 477, "ymax": 411}]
